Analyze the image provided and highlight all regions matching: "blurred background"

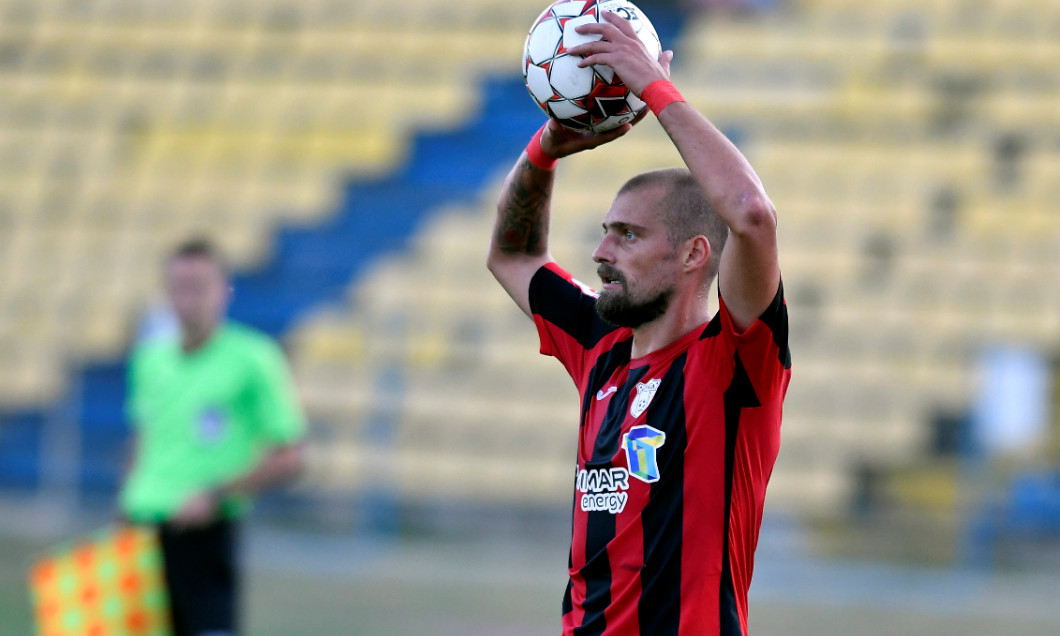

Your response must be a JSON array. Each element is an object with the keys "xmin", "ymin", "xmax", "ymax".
[{"xmin": 1, "ymin": 0, "xmax": 1058, "ymax": 633}]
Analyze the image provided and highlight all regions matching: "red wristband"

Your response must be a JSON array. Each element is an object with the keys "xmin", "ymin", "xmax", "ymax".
[
  {"xmin": 525, "ymin": 124, "xmax": 558, "ymax": 171},
  {"xmin": 640, "ymin": 80, "xmax": 685, "ymax": 116}
]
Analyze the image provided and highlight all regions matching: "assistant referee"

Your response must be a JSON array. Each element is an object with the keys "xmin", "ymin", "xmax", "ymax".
[{"xmin": 119, "ymin": 238, "xmax": 307, "ymax": 636}]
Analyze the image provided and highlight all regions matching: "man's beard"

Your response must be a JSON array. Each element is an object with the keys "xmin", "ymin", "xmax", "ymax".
[{"xmin": 595, "ymin": 266, "xmax": 674, "ymax": 328}]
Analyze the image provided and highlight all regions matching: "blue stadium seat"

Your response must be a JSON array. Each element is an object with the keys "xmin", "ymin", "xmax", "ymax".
[{"xmin": 0, "ymin": 410, "xmax": 45, "ymax": 489}]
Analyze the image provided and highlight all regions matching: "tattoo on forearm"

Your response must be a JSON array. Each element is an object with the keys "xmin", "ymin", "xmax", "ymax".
[{"xmin": 495, "ymin": 157, "xmax": 552, "ymax": 256}]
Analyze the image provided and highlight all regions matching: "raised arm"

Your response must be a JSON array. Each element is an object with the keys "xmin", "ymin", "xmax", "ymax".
[
  {"xmin": 487, "ymin": 120, "xmax": 640, "ymax": 317},
  {"xmin": 654, "ymin": 96, "xmax": 779, "ymax": 333},
  {"xmin": 486, "ymin": 146, "xmax": 556, "ymax": 317},
  {"xmin": 572, "ymin": 14, "xmax": 780, "ymax": 332}
]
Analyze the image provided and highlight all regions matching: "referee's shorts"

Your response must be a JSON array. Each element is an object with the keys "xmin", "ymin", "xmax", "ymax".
[{"xmin": 158, "ymin": 520, "xmax": 239, "ymax": 636}]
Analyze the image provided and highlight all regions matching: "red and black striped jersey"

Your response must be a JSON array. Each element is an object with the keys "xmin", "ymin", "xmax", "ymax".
[{"xmin": 529, "ymin": 262, "xmax": 791, "ymax": 636}]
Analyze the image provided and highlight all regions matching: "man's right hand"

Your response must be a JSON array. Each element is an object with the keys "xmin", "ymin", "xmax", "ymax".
[{"xmin": 538, "ymin": 111, "xmax": 646, "ymax": 159}]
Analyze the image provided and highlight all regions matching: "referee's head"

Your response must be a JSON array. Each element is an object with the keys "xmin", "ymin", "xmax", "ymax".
[{"xmin": 166, "ymin": 237, "xmax": 230, "ymax": 350}]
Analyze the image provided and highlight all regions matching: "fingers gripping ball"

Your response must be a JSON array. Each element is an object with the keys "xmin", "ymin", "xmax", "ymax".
[{"xmin": 523, "ymin": 0, "xmax": 661, "ymax": 132}]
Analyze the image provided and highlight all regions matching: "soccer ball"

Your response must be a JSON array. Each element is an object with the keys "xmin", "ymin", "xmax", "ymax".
[{"xmin": 523, "ymin": 0, "xmax": 662, "ymax": 133}]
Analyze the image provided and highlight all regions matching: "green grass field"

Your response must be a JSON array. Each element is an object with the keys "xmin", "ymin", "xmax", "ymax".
[
  {"xmin": 4, "ymin": 521, "xmax": 1060, "ymax": 635},
  {"xmin": 1, "ymin": 533, "xmax": 45, "ymax": 635}
]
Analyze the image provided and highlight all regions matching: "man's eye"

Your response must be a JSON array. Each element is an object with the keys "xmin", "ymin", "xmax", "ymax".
[{"xmin": 625, "ymin": 231, "xmax": 636, "ymax": 240}]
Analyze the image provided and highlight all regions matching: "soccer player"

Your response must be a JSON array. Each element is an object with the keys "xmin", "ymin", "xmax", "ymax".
[
  {"xmin": 487, "ymin": 13, "xmax": 790, "ymax": 636},
  {"xmin": 119, "ymin": 239, "xmax": 307, "ymax": 636}
]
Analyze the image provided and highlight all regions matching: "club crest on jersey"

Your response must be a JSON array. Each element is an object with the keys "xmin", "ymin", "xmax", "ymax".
[
  {"xmin": 629, "ymin": 378, "xmax": 661, "ymax": 418},
  {"xmin": 197, "ymin": 407, "xmax": 227, "ymax": 444},
  {"xmin": 623, "ymin": 424, "xmax": 666, "ymax": 483}
]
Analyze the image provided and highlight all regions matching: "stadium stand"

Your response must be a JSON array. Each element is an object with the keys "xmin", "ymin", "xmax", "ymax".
[
  {"xmin": 0, "ymin": 0, "xmax": 566, "ymax": 489},
  {"xmin": 290, "ymin": 0, "xmax": 1060, "ymax": 517},
  {"xmin": 0, "ymin": 0, "xmax": 1057, "ymax": 552}
]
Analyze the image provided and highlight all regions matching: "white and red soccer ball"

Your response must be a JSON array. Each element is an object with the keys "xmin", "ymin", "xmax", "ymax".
[{"xmin": 522, "ymin": 0, "xmax": 662, "ymax": 133}]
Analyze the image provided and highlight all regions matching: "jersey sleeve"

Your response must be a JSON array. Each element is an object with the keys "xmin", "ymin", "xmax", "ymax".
[
  {"xmin": 716, "ymin": 279, "xmax": 792, "ymax": 400},
  {"xmin": 528, "ymin": 262, "xmax": 619, "ymax": 383},
  {"xmin": 247, "ymin": 339, "xmax": 308, "ymax": 446}
]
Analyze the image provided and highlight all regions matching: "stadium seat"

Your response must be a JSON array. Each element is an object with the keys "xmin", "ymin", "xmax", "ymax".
[
  {"xmin": 2, "ymin": 0, "xmax": 1057, "ymax": 523},
  {"xmin": 0, "ymin": 0, "xmax": 551, "ymax": 409},
  {"xmin": 288, "ymin": 0, "xmax": 1059, "ymax": 514}
]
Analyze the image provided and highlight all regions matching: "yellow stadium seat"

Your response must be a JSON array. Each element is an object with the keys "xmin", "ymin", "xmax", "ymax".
[{"xmin": 4, "ymin": 0, "xmax": 1057, "ymax": 518}]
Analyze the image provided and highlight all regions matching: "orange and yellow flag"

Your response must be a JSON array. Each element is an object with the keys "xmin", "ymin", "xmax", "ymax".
[{"xmin": 28, "ymin": 525, "xmax": 172, "ymax": 636}]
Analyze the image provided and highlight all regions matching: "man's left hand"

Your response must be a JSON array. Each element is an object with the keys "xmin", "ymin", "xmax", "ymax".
[{"xmin": 568, "ymin": 11, "xmax": 673, "ymax": 97}]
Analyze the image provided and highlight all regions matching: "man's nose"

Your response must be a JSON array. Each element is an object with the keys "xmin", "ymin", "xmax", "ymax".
[{"xmin": 592, "ymin": 236, "xmax": 614, "ymax": 264}]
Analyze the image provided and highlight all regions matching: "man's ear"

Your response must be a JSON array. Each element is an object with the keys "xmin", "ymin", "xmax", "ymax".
[{"xmin": 682, "ymin": 235, "xmax": 711, "ymax": 272}]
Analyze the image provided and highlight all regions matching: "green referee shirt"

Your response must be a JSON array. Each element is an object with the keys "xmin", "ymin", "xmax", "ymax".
[{"xmin": 119, "ymin": 322, "xmax": 306, "ymax": 522}]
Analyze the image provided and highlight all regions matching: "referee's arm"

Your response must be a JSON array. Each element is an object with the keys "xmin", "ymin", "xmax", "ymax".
[{"xmin": 213, "ymin": 443, "xmax": 305, "ymax": 501}]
